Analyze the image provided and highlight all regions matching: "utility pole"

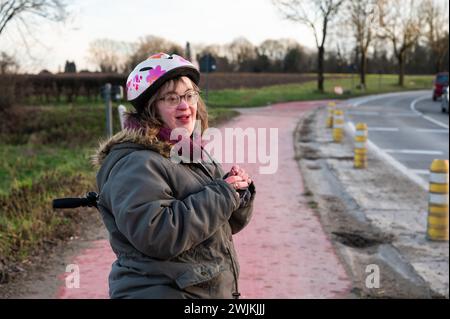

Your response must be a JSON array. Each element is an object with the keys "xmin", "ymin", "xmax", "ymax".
[{"xmin": 102, "ymin": 83, "xmax": 113, "ymax": 138}]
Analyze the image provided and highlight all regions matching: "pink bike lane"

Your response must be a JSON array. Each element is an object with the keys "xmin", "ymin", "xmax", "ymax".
[{"xmin": 56, "ymin": 101, "xmax": 351, "ymax": 299}]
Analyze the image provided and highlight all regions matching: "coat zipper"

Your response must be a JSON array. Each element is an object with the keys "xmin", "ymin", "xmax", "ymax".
[
  {"xmin": 186, "ymin": 151, "xmax": 240, "ymax": 298},
  {"xmin": 226, "ymin": 246, "xmax": 241, "ymax": 299}
]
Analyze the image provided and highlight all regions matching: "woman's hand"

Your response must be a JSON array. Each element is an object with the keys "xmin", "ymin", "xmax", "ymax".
[
  {"xmin": 224, "ymin": 165, "xmax": 254, "ymax": 207},
  {"xmin": 230, "ymin": 165, "xmax": 252, "ymax": 184},
  {"xmin": 224, "ymin": 174, "xmax": 249, "ymax": 191},
  {"xmin": 224, "ymin": 165, "xmax": 252, "ymax": 191}
]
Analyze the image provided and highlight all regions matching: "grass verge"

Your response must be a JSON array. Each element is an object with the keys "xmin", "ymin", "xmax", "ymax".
[{"xmin": 205, "ymin": 74, "xmax": 433, "ymax": 108}]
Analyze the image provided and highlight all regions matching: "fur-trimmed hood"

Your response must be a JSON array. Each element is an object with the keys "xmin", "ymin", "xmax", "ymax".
[{"xmin": 92, "ymin": 129, "xmax": 172, "ymax": 167}]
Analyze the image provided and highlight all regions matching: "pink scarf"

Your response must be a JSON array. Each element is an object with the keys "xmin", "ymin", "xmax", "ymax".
[{"xmin": 124, "ymin": 116, "xmax": 204, "ymax": 162}]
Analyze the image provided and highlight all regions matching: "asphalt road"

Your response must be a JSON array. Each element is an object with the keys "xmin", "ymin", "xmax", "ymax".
[{"xmin": 346, "ymin": 91, "xmax": 449, "ymax": 184}]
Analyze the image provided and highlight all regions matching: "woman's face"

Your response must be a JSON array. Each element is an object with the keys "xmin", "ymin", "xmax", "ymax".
[{"xmin": 156, "ymin": 77, "xmax": 198, "ymax": 136}]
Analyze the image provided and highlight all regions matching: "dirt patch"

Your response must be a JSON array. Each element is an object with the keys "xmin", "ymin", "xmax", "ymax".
[
  {"xmin": 297, "ymin": 145, "xmax": 321, "ymax": 160},
  {"xmin": 307, "ymin": 200, "xmax": 319, "ymax": 209},
  {"xmin": 303, "ymin": 189, "xmax": 313, "ymax": 197},
  {"xmin": 328, "ymin": 156, "xmax": 354, "ymax": 161},
  {"xmin": 314, "ymin": 194, "xmax": 394, "ymax": 247},
  {"xmin": 332, "ymin": 232, "xmax": 389, "ymax": 249},
  {"xmin": 298, "ymin": 114, "xmax": 314, "ymax": 142}
]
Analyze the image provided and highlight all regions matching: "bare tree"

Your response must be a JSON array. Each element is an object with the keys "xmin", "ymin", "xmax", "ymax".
[
  {"xmin": 197, "ymin": 44, "xmax": 224, "ymax": 57},
  {"xmin": 87, "ymin": 38, "xmax": 134, "ymax": 73},
  {"xmin": 258, "ymin": 39, "xmax": 306, "ymax": 72},
  {"xmin": 0, "ymin": 51, "xmax": 18, "ymax": 73},
  {"xmin": 227, "ymin": 37, "xmax": 256, "ymax": 71},
  {"xmin": 378, "ymin": 0, "xmax": 424, "ymax": 86},
  {"xmin": 422, "ymin": 0, "xmax": 449, "ymax": 73},
  {"xmin": 347, "ymin": 0, "xmax": 379, "ymax": 88},
  {"xmin": 272, "ymin": 0, "xmax": 345, "ymax": 92},
  {"xmin": 126, "ymin": 35, "xmax": 183, "ymax": 72},
  {"xmin": 258, "ymin": 39, "xmax": 288, "ymax": 61},
  {"xmin": 0, "ymin": 0, "xmax": 68, "ymax": 36}
]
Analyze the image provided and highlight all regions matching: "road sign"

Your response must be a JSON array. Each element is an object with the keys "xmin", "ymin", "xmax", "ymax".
[{"xmin": 199, "ymin": 54, "xmax": 216, "ymax": 73}]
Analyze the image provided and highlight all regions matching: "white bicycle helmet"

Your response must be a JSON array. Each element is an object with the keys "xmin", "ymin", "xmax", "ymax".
[{"xmin": 126, "ymin": 52, "xmax": 200, "ymax": 112}]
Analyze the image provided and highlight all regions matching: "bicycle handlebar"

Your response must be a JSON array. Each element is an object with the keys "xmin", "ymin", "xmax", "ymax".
[{"xmin": 52, "ymin": 192, "xmax": 99, "ymax": 209}]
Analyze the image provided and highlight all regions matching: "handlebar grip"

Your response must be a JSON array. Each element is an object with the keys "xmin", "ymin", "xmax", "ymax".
[{"xmin": 52, "ymin": 198, "xmax": 88, "ymax": 209}]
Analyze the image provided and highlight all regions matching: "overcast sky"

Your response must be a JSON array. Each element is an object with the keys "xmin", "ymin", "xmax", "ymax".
[{"xmin": 2, "ymin": 0, "xmax": 316, "ymax": 73}]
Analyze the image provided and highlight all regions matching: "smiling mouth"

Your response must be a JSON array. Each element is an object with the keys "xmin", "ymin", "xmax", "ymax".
[{"xmin": 176, "ymin": 115, "xmax": 191, "ymax": 120}]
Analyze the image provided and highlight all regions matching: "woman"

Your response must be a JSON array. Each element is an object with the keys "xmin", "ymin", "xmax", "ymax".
[{"xmin": 93, "ymin": 53, "xmax": 256, "ymax": 299}]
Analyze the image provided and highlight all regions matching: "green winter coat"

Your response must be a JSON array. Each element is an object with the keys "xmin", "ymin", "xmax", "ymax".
[{"xmin": 93, "ymin": 129, "xmax": 255, "ymax": 299}]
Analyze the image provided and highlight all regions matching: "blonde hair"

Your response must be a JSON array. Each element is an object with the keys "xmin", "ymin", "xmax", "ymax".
[{"xmin": 126, "ymin": 76, "xmax": 209, "ymax": 137}]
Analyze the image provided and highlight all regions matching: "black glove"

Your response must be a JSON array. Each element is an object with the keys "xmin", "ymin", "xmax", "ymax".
[
  {"xmin": 237, "ymin": 187, "xmax": 252, "ymax": 208},
  {"xmin": 223, "ymin": 172, "xmax": 254, "ymax": 208}
]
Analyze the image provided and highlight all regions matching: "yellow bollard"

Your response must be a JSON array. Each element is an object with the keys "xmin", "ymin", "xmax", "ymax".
[
  {"xmin": 354, "ymin": 123, "xmax": 368, "ymax": 169},
  {"xmin": 332, "ymin": 109, "xmax": 345, "ymax": 143},
  {"xmin": 427, "ymin": 159, "xmax": 449, "ymax": 241},
  {"xmin": 327, "ymin": 102, "xmax": 336, "ymax": 128}
]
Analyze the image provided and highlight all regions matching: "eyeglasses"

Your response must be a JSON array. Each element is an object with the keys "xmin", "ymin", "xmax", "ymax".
[{"xmin": 158, "ymin": 90, "xmax": 199, "ymax": 107}]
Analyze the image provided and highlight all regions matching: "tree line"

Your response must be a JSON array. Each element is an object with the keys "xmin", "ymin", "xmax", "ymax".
[
  {"xmin": 272, "ymin": 0, "xmax": 449, "ymax": 90},
  {"xmin": 0, "ymin": 0, "xmax": 449, "ymax": 94},
  {"xmin": 82, "ymin": 0, "xmax": 449, "ymax": 92}
]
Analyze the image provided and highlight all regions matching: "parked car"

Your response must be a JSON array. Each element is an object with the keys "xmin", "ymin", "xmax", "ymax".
[
  {"xmin": 433, "ymin": 72, "xmax": 449, "ymax": 101},
  {"xmin": 442, "ymin": 86, "xmax": 449, "ymax": 113}
]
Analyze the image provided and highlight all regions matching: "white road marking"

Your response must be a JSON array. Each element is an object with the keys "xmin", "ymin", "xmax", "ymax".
[
  {"xmin": 347, "ymin": 111, "xmax": 380, "ymax": 116},
  {"xmin": 415, "ymin": 129, "xmax": 449, "ymax": 134},
  {"xmin": 368, "ymin": 127, "xmax": 400, "ymax": 132},
  {"xmin": 383, "ymin": 149, "xmax": 444, "ymax": 155},
  {"xmin": 347, "ymin": 111, "xmax": 420, "ymax": 117},
  {"xmin": 350, "ymin": 91, "xmax": 428, "ymax": 107},
  {"xmin": 363, "ymin": 127, "xmax": 448, "ymax": 133},
  {"xmin": 411, "ymin": 96, "xmax": 449, "ymax": 129},
  {"xmin": 386, "ymin": 112, "xmax": 420, "ymax": 117}
]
